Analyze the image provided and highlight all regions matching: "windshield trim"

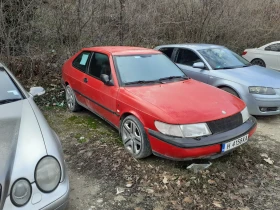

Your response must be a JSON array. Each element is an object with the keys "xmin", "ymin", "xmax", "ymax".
[{"xmin": 113, "ymin": 54, "xmax": 187, "ymax": 87}]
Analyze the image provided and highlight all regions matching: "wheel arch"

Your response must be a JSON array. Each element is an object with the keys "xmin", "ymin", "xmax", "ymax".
[
  {"xmin": 119, "ymin": 111, "xmax": 146, "ymax": 135},
  {"xmin": 216, "ymin": 85, "xmax": 241, "ymax": 98}
]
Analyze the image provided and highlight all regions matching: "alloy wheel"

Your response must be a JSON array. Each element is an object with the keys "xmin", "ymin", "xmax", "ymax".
[
  {"xmin": 66, "ymin": 87, "xmax": 75, "ymax": 110},
  {"xmin": 122, "ymin": 119, "xmax": 142, "ymax": 155}
]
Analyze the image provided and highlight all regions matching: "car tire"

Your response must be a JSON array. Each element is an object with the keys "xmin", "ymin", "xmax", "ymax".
[
  {"xmin": 65, "ymin": 85, "xmax": 81, "ymax": 112},
  {"xmin": 120, "ymin": 115, "xmax": 152, "ymax": 159},
  {"xmin": 221, "ymin": 87, "xmax": 239, "ymax": 98},
  {"xmin": 251, "ymin": 58, "xmax": 266, "ymax": 67}
]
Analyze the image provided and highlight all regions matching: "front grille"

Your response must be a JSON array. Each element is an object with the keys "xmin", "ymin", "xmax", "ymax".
[{"xmin": 207, "ymin": 112, "xmax": 243, "ymax": 134}]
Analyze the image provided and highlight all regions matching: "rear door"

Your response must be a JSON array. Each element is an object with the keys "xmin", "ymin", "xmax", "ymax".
[
  {"xmin": 84, "ymin": 52, "xmax": 120, "ymax": 126},
  {"xmin": 69, "ymin": 51, "xmax": 92, "ymax": 106},
  {"xmin": 263, "ymin": 43, "xmax": 280, "ymax": 70},
  {"xmin": 174, "ymin": 48, "xmax": 209, "ymax": 83}
]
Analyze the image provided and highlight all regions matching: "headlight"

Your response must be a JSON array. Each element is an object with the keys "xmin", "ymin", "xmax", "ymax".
[
  {"xmin": 11, "ymin": 179, "xmax": 32, "ymax": 207},
  {"xmin": 155, "ymin": 121, "xmax": 212, "ymax": 138},
  {"xmin": 249, "ymin": 86, "xmax": 276, "ymax": 95},
  {"xmin": 241, "ymin": 107, "xmax": 250, "ymax": 123},
  {"xmin": 35, "ymin": 156, "xmax": 61, "ymax": 193}
]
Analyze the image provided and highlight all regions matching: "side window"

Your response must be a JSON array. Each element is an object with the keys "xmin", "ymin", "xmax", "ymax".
[
  {"xmin": 265, "ymin": 44, "xmax": 280, "ymax": 52},
  {"xmin": 159, "ymin": 48, "xmax": 174, "ymax": 58},
  {"xmin": 88, "ymin": 53, "xmax": 111, "ymax": 80},
  {"xmin": 72, "ymin": 51, "xmax": 91, "ymax": 72},
  {"xmin": 176, "ymin": 49, "xmax": 202, "ymax": 66}
]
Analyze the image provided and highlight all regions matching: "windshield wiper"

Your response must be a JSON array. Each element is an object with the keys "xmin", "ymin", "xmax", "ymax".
[
  {"xmin": 159, "ymin": 75, "xmax": 189, "ymax": 81},
  {"xmin": 214, "ymin": 67, "xmax": 233, "ymax": 70},
  {"xmin": 215, "ymin": 64, "xmax": 251, "ymax": 70},
  {"xmin": 124, "ymin": 80, "xmax": 160, "ymax": 85},
  {"xmin": 0, "ymin": 98, "xmax": 21, "ymax": 105}
]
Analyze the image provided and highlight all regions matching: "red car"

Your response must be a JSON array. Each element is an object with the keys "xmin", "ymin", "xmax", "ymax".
[{"xmin": 62, "ymin": 46, "xmax": 257, "ymax": 160}]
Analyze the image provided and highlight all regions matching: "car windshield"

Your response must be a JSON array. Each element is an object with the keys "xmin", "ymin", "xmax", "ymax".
[
  {"xmin": 0, "ymin": 69, "xmax": 23, "ymax": 105},
  {"xmin": 114, "ymin": 54, "xmax": 188, "ymax": 85},
  {"xmin": 198, "ymin": 48, "xmax": 251, "ymax": 70}
]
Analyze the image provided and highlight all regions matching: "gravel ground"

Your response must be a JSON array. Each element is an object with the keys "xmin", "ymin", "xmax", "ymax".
[{"xmin": 43, "ymin": 107, "xmax": 280, "ymax": 210}]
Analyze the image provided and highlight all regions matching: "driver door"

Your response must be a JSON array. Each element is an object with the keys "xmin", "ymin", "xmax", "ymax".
[
  {"xmin": 84, "ymin": 52, "xmax": 120, "ymax": 127},
  {"xmin": 174, "ymin": 48, "xmax": 209, "ymax": 84}
]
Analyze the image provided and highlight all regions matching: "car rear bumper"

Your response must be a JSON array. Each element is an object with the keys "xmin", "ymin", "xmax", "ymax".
[{"xmin": 147, "ymin": 116, "xmax": 257, "ymax": 160}]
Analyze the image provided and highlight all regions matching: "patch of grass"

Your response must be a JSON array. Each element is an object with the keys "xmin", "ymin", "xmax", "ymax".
[{"xmin": 64, "ymin": 115, "xmax": 98, "ymax": 129}]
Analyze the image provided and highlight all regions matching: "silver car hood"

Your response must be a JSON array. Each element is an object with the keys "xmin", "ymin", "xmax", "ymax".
[
  {"xmin": 213, "ymin": 65, "xmax": 280, "ymax": 88},
  {"xmin": 0, "ymin": 100, "xmax": 47, "ymax": 206}
]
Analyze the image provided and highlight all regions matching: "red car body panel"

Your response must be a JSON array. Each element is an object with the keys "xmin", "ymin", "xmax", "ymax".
[
  {"xmin": 62, "ymin": 46, "xmax": 257, "ymax": 160},
  {"xmin": 123, "ymin": 80, "xmax": 245, "ymax": 124}
]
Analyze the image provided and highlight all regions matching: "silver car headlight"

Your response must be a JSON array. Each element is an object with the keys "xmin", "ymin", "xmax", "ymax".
[
  {"xmin": 11, "ymin": 179, "xmax": 32, "ymax": 207},
  {"xmin": 35, "ymin": 156, "xmax": 61, "ymax": 193},
  {"xmin": 241, "ymin": 107, "xmax": 250, "ymax": 123},
  {"xmin": 249, "ymin": 86, "xmax": 276, "ymax": 95},
  {"xmin": 155, "ymin": 121, "xmax": 212, "ymax": 138}
]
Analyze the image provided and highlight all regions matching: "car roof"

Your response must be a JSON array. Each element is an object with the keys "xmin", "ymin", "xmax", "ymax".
[
  {"xmin": 156, "ymin": 43, "xmax": 226, "ymax": 50},
  {"xmin": 83, "ymin": 46, "xmax": 161, "ymax": 56}
]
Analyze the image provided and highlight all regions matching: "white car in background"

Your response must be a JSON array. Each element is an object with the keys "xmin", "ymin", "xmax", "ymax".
[{"xmin": 242, "ymin": 41, "xmax": 280, "ymax": 71}]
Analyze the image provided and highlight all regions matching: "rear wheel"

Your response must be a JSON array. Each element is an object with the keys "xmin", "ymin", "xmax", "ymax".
[
  {"xmin": 221, "ymin": 87, "xmax": 239, "ymax": 98},
  {"xmin": 65, "ymin": 85, "xmax": 81, "ymax": 112},
  {"xmin": 120, "ymin": 115, "xmax": 152, "ymax": 159},
  {"xmin": 251, "ymin": 58, "xmax": 266, "ymax": 67}
]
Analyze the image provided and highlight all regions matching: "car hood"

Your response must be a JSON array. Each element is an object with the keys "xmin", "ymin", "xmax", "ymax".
[
  {"xmin": 213, "ymin": 65, "xmax": 280, "ymax": 88},
  {"xmin": 124, "ymin": 79, "xmax": 245, "ymax": 124},
  {"xmin": 0, "ymin": 100, "xmax": 47, "ymax": 207}
]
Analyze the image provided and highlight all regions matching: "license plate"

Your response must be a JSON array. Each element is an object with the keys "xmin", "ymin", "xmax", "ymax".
[{"xmin": 222, "ymin": 134, "xmax": 249, "ymax": 152}]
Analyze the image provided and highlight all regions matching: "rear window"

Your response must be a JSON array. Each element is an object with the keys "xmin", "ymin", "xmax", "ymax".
[{"xmin": 72, "ymin": 51, "xmax": 91, "ymax": 72}]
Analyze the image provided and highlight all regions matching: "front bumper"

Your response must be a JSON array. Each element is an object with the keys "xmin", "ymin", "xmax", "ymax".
[
  {"xmin": 2, "ymin": 173, "xmax": 69, "ymax": 210},
  {"xmin": 148, "ymin": 116, "xmax": 257, "ymax": 160},
  {"xmin": 246, "ymin": 93, "xmax": 280, "ymax": 116}
]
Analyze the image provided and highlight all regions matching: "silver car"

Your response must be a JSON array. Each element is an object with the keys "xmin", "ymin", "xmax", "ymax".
[
  {"xmin": 0, "ymin": 63, "xmax": 69, "ymax": 210},
  {"xmin": 155, "ymin": 44, "xmax": 280, "ymax": 116}
]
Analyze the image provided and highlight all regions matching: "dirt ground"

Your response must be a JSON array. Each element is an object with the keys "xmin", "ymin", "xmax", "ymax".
[{"xmin": 43, "ymin": 107, "xmax": 280, "ymax": 210}]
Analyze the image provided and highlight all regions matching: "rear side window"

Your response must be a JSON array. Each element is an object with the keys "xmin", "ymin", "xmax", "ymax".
[
  {"xmin": 265, "ymin": 44, "xmax": 280, "ymax": 52},
  {"xmin": 88, "ymin": 53, "xmax": 111, "ymax": 80},
  {"xmin": 175, "ymin": 49, "xmax": 202, "ymax": 66},
  {"xmin": 159, "ymin": 48, "xmax": 174, "ymax": 58},
  {"xmin": 72, "ymin": 51, "xmax": 91, "ymax": 72}
]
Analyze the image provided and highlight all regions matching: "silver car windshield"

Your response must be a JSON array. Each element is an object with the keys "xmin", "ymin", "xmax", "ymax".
[
  {"xmin": 198, "ymin": 48, "xmax": 251, "ymax": 70},
  {"xmin": 0, "ymin": 69, "xmax": 23, "ymax": 105},
  {"xmin": 114, "ymin": 54, "xmax": 188, "ymax": 85}
]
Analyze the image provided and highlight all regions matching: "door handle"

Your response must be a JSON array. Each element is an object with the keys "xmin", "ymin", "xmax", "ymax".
[{"xmin": 84, "ymin": 78, "xmax": 88, "ymax": 83}]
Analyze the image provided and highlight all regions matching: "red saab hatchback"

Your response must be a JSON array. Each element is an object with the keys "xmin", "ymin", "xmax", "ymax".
[{"xmin": 62, "ymin": 46, "xmax": 257, "ymax": 160}]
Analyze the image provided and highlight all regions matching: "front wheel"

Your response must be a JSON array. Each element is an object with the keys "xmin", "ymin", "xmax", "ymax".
[{"xmin": 120, "ymin": 115, "xmax": 152, "ymax": 159}]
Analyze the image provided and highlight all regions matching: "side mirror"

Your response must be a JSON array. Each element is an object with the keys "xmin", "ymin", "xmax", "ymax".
[
  {"xmin": 193, "ymin": 62, "xmax": 205, "ymax": 69},
  {"xmin": 100, "ymin": 74, "xmax": 114, "ymax": 86},
  {"xmin": 29, "ymin": 87, "xmax": 45, "ymax": 97}
]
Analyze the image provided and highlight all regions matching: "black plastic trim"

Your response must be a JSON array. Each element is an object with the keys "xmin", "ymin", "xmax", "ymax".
[
  {"xmin": 148, "ymin": 116, "xmax": 257, "ymax": 148},
  {"xmin": 73, "ymin": 89, "xmax": 120, "ymax": 116}
]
